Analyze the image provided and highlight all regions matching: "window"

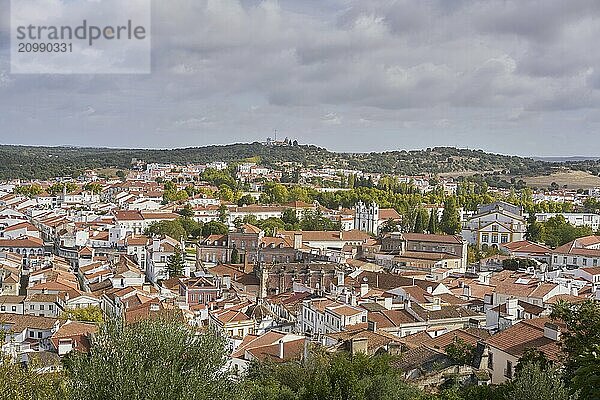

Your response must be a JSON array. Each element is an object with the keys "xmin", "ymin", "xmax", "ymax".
[
  {"xmin": 11, "ymin": 306, "xmax": 16, "ymax": 312},
  {"xmin": 37, "ymin": 332, "xmax": 42, "ymax": 339},
  {"xmin": 583, "ymin": 258, "xmax": 587, "ymax": 266},
  {"xmin": 30, "ymin": 304, "xmax": 35, "ymax": 310},
  {"xmin": 488, "ymin": 352, "xmax": 494, "ymax": 370},
  {"xmin": 491, "ymin": 234, "xmax": 498, "ymax": 244},
  {"xmin": 0, "ymin": 306, "xmax": 5, "ymax": 312},
  {"xmin": 481, "ymin": 233, "xmax": 489, "ymax": 243},
  {"xmin": 40, "ymin": 305, "xmax": 44, "ymax": 310},
  {"xmin": 29, "ymin": 331, "xmax": 34, "ymax": 338},
  {"xmin": 553, "ymin": 256, "xmax": 558, "ymax": 263},
  {"xmin": 49, "ymin": 304, "xmax": 54, "ymax": 310},
  {"xmin": 573, "ymin": 257, "xmax": 578, "ymax": 264},
  {"xmin": 501, "ymin": 234, "xmax": 508, "ymax": 243},
  {"xmin": 563, "ymin": 257, "xmax": 567, "ymax": 264},
  {"xmin": 505, "ymin": 361, "xmax": 513, "ymax": 378},
  {"xmin": 594, "ymin": 259, "xmax": 598, "ymax": 267},
  {"xmin": 492, "ymin": 225, "xmax": 498, "ymax": 232}
]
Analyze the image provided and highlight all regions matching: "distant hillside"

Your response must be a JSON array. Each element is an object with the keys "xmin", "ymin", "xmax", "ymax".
[{"xmin": 0, "ymin": 142, "xmax": 597, "ymax": 181}]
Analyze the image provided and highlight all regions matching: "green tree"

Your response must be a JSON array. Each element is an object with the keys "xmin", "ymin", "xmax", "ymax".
[
  {"xmin": 145, "ymin": 220, "xmax": 186, "ymax": 240},
  {"xmin": 64, "ymin": 317, "xmax": 237, "ymax": 400},
  {"xmin": 218, "ymin": 205, "xmax": 228, "ymax": 223},
  {"xmin": 238, "ymin": 194, "xmax": 256, "ymax": 206},
  {"xmin": 245, "ymin": 351, "xmax": 421, "ymax": 400},
  {"xmin": 230, "ymin": 248, "xmax": 240, "ymax": 264},
  {"xmin": 525, "ymin": 214, "xmax": 543, "ymax": 243},
  {"xmin": 542, "ymin": 215, "xmax": 593, "ymax": 247},
  {"xmin": 166, "ymin": 247, "xmax": 185, "ymax": 278},
  {"xmin": 380, "ymin": 219, "xmax": 399, "ymax": 235},
  {"xmin": 444, "ymin": 337, "xmax": 475, "ymax": 366},
  {"xmin": 177, "ymin": 204, "xmax": 195, "ymax": 218},
  {"xmin": 440, "ymin": 197, "xmax": 461, "ymax": 235},
  {"xmin": 115, "ymin": 170, "xmax": 126, "ymax": 181},
  {"xmin": 428, "ymin": 208, "xmax": 439, "ymax": 234},
  {"xmin": 61, "ymin": 306, "xmax": 103, "ymax": 323},
  {"xmin": 83, "ymin": 182, "xmax": 102, "ymax": 195},
  {"xmin": 258, "ymin": 217, "xmax": 285, "ymax": 236},
  {"xmin": 507, "ymin": 362, "xmax": 570, "ymax": 400},
  {"xmin": 282, "ymin": 208, "xmax": 300, "ymax": 228},
  {"xmin": 0, "ymin": 352, "xmax": 66, "ymax": 400},
  {"xmin": 551, "ymin": 300, "xmax": 600, "ymax": 398},
  {"xmin": 413, "ymin": 208, "xmax": 428, "ymax": 234},
  {"xmin": 202, "ymin": 221, "xmax": 229, "ymax": 237}
]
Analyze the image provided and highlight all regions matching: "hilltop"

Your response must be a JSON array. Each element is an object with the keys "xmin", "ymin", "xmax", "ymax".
[{"xmin": 0, "ymin": 142, "xmax": 598, "ymax": 180}]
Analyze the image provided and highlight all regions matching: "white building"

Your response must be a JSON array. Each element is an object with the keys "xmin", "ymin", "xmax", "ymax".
[{"xmin": 461, "ymin": 201, "xmax": 526, "ymax": 247}]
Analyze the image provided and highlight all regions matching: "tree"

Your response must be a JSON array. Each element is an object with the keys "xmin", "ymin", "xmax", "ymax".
[
  {"xmin": 282, "ymin": 208, "xmax": 300, "ymax": 228},
  {"xmin": 551, "ymin": 300, "xmax": 600, "ymax": 398},
  {"xmin": 83, "ymin": 182, "xmax": 102, "ymax": 195},
  {"xmin": 177, "ymin": 204, "xmax": 195, "ymax": 218},
  {"xmin": 64, "ymin": 317, "xmax": 237, "ymax": 400},
  {"xmin": 413, "ymin": 208, "xmax": 428, "ymax": 234},
  {"xmin": 145, "ymin": 220, "xmax": 186, "ymax": 240},
  {"xmin": 218, "ymin": 205, "xmax": 228, "ymax": 223},
  {"xmin": 0, "ymin": 352, "xmax": 66, "ymax": 400},
  {"xmin": 440, "ymin": 197, "xmax": 461, "ymax": 235},
  {"xmin": 525, "ymin": 214, "xmax": 543, "ymax": 243},
  {"xmin": 202, "ymin": 221, "xmax": 229, "ymax": 237},
  {"xmin": 507, "ymin": 362, "xmax": 570, "ymax": 400},
  {"xmin": 237, "ymin": 194, "xmax": 256, "ymax": 206},
  {"xmin": 115, "ymin": 170, "xmax": 126, "ymax": 181},
  {"xmin": 445, "ymin": 337, "xmax": 475, "ymax": 366},
  {"xmin": 542, "ymin": 215, "xmax": 593, "ymax": 247},
  {"xmin": 428, "ymin": 208, "xmax": 438, "ymax": 234},
  {"xmin": 230, "ymin": 248, "xmax": 240, "ymax": 264},
  {"xmin": 379, "ymin": 219, "xmax": 398, "ymax": 235},
  {"xmin": 245, "ymin": 351, "xmax": 422, "ymax": 400},
  {"xmin": 61, "ymin": 306, "xmax": 103, "ymax": 323},
  {"xmin": 166, "ymin": 247, "xmax": 185, "ymax": 278},
  {"xmin": 258, "ymin": 217, "xmax": 285, "ymax": 236}
]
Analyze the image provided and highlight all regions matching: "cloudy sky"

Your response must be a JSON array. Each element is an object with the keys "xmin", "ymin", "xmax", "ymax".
[{"xmin": 1, "ymin": 0, "xmax": 600, "ymax": 156}]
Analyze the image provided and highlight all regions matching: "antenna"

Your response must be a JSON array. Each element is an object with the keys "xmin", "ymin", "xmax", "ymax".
[{"xmin": 274, "ymin": 129, "xmax": 278, "ymax": 142}]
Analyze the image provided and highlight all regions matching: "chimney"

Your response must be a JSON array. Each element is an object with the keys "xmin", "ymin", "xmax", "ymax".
[
  {"xmin": 426, "ymin": 286, "xmax": 433, "ymax": 294},
  {"xmin": 506, "ymin": 298, "xmax": 518, "ymax": 318},
  {"xmin": 543, "ymin": 322, "xmax": 561, "ymax": 341},
  {"xmin": 360, "ymin": 283, "xmax": 369, "ymax": 297},
  {"xmin": 278, "ymin": 339, "xmax": 284, "ymax": 359},
  {"xmin": 293, "ymin": 233, "xmax": 302, "ymax": 250},
  {"xmin": 462, "ymin": 285, "xmax": 471, "ymax": 298},
  {"xmin": 337, "ymin": 270, "xmax": 345, "ymax": 286},
  {"xmin": 367, "ymin": 320, "xmax": 377, "ymax": 332}
]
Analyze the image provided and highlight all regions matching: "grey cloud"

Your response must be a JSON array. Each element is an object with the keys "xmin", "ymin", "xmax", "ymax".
[{"xmin": 0, "ymin": 0, "xmax": 599, "ymax": 155}]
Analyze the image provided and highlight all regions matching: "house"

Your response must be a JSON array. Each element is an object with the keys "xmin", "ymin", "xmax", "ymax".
[
  {"xmin": 0, "ymin": 295, "xmax": 25, "ymax": 314},
  {"xmin": 324, "ymin": 322, "xmax": 404, "ymax": 355},
  {"xmin": 179, "ymin": 276, "xmax": 220, "ymax": 307},
  {"xmin": 485, "ymin": 298, "xmax": 546, "ymax": 331},
  {"xmin": 298, "ymin": 298, "xmax": 367, "ymax": 339},
  {"xmin": 501, "ymin": 240, "xmax": 552, "ymax": 264},
  {"xmin": 461, "ymin": 201, "xmax": 526, "ymax": 248},
  {"xmin": 146, "ymin": 236, "xmax": 181, "ymax": 283},
  {"xmin": 230, "ymin": 330, "xmax": 308, "ymax": 374},
  {"xmin": 0, "ymin": 313, "xmax": 60, "ymax": 359},
  {"xmin": 486, "ymin": 318, "xmax": 562, "ymax": 384},
  {"xmin": 0, "ymin": 236, "xmax": 45, "ymax": 258},
  {"xmin": 24, "ymin": 293, "xmax": 66, "ymax": 317},
  {"xmin": 209, "ymin": 305, "xmax": 255, "ymax": 340},
  {"xmin": 50, "ymin": 320, "xmax": 97, "ymax": 356},
  {"xmin": 551, "ymin": 235, "xmax": 600, "ymax": 269}
]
